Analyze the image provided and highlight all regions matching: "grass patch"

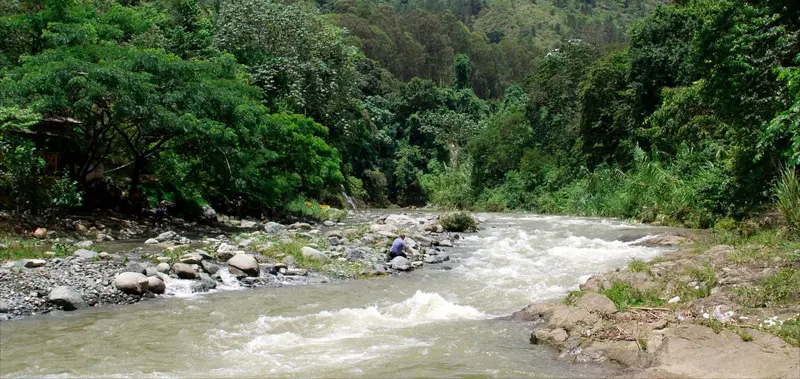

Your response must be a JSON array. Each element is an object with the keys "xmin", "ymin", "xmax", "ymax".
[
  {"xmin": 286, "ymin": 198, "xmax": 348, "ymax": 222},
  {"xmin": 736, "ymin": 268, "xmax": 800, "ymax": 308},
  {"xmin": 637, "ymin": 337, "xmax": 648, "ymax": 351},
  {"xmin": 774, "ymin": 318, "xmax": 800, "ymax": 347},
  {"xmin": 628, "ymin": 258, "xmax": 651, "ymax": 275},
  {"xmin": 564, "ymin": 290, "xmax": 586, "ymax": 305},
  {"xmin": 700, "ymin": 319, "xmax": 725, "ymax": 334},
  {"xmin": 259, "ymin": 238, "xmax": 365, "ymax": 278},
  {"xmin": 601, "ymin": 281, "xmax": 665, "ymax": 310},
  {"xmin": 343, "ymin": 223, "xmax": 370, "ymax": 241},
  {"xmin": 0, "ymin": 236, "xmax": 73, "ymax": 260}
]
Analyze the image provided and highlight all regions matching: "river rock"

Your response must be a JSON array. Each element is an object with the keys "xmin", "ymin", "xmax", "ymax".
[
  {"xmin": 123, "ymin": 262, "xmax": 147, "ymax": 275},
  {"xmin": 228, "ymin": 266, "xmax": 247, "ymax": 279},
  {"xmin": 172, "ymin": 263, "xmax": 198, "ymax": 279},
  {"xmin": 264, "ymin": 222, "xmax": 285, "ymax": 233},
  {"xmin": 73, "ymin": 249, "xmax": 99, "ymax": 259},
  {"xmin": 288, "ymin": 222, "xmax": 312, "ymax": 231},
  {"xmin": 574, "ymin": 293, "xmax": 617, "ymax": 315},
  {"xmin": 200, "ymin": 260, "xmax": 220, "ymax": 275},
  {"xmin": 384, "ymin": 214, "xmax": 418, "ymax": 227},
  {"xmin": 48, "ymin": 286, "xmax": 87, "ymax": 310},
  {"xmin": 240, "ymin": 220, "xmax": 257, "ymax": 228},
  {"xmin": 324, "ymin": 230, "xmax": 343, "ymax": 238},
  {"xmin": 202, "ymin": 204, "xmax": 217, "ymax": 220},
  {"xmin": 282, "ymin": 255, "xmax": 297, "ymax": 267},
  {"xmin": 144, "ymin": 238, "xmax": 159, "ymax": 244},
  {"xmin": 285, "ymin": 268, "xmax": 308, "ymax": 276},
  {"xmin": 531, "ymin": 328, "xmax": 569, "ymax": 345},
  {"xmin": 33, "ymin": 228, "xmax": 47, "ymax": 239},
  {"xmin": 75, "ymin": 223, "xmax": 90, "ymax": 236},
  {"xmin": 22, "ymin": 259, "xmax": 46, "ymax": 268},
  {"xmin": 73, "ymin": 240, "xmax": 94, "ymax": 248},
  {"xmin": 438, "ymin": 239, "xmax": 453, "ymax": 247},
  {"xmin": 114, "ymin": 272, "xmax": 150, "ymax": 295},
  {"xmin": 227, "ymin": 254, "xmax": 259, "ymax": 277},
  {"xmin": 346, "ymin": 248, "xmax": 365, "ymax": 261},
  {"xmin": 179, "ymin": 252, "xmax": 203, "ymax": 264},
  {"xmin": 216, "ymin": 243, "xmax": 238, "ymax": 260},
  {"xmin": 198, "ymin": 272, "xmax": 217, "ymax": 290},
  {"xmin": 155, "ymin": 262, "xmax": 171, "ymax": 273},
  {"xmin": 580, "ymin": 274, "xmax": 610, "ymax": 292},
  {"xmin": 547, "ymin": 305, "xmax": 598, "ymax": 331},
  {"xmin": 390, "ymin": 256, "xmax": 411, "ymax": 271},
  {"xmin": 322, "ymin": 220, "xmax": 336, "ymax": 227},
  {"xmin": 147, "ymin": 276, "xmax": 166, "ymax": 294},
  {"xmin": 328, "ymin": 237, "xmax": 342, "ymax": 246},
  {"xmin": 155, "ymin": 231, "xmax": 177, "ymax": 242},
  {"xmin": 301, "ymin": 246, "xmax": 329, "ymax": 262}
]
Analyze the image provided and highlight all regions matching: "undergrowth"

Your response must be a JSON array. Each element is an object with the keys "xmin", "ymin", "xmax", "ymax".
[{"xmin": 601, "ymin": 281, "xmax": 665, "ymax": 310}]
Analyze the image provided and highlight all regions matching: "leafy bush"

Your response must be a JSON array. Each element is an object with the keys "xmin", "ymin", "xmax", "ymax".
[
  {"xmin": 774, "ymin": 165, "xmax": 800, "ymax": 237},
  {"xmin": 420, "ymin": 160, "xmax": 474, "ymax": 209},
  {"xmin": 601, "ymin": 281, "xmax": 664, "ymax": 310},
  {"xmin": 285, "ymin": 198, "xmax": 347, "ymax": 222},
  {"xmin": 48, "ymin": 174, "xmax": 83, "ymax": 214},
  {"xmin": 439, "ymin": 211, "xmax": 478, "ymax": 232}
]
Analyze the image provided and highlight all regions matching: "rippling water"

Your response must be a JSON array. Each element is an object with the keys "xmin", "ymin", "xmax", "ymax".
[{"xmin": 0, "ymin": 213, "xmax": 669, "ymax": 378}]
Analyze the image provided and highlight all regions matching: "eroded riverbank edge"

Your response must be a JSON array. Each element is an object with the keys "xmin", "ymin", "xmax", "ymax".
[
  {"xmin": 513, "ymin": 234, "xmax": 800, "ymax": 378},
  {"xmin": 0, "ymin": 211, "xmax": 468, "ymax": 320}
]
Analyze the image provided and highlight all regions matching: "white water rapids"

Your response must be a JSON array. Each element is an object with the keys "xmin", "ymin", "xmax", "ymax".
[{"xmin": 0, "ymin": 213, "xmax": 669, "ymax": 377}]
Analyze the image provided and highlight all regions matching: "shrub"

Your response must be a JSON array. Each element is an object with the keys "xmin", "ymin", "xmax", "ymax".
[
  {"xmin": 439, "ymin": 211, "xmax": 478, "ymax": 232},
  {"xmin": 601, "ymin": 281, "xmax": 664, "ymax": 310},
  {"xmin": 420, "ymin": 160, "xmax": 474, "ymax": 209},
  {"xmin": 774, "ymin": 165, "xmax": 800, "ymax": 238}
]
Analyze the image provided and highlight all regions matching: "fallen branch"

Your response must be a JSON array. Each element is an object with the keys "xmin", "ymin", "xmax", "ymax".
[{"xmin": 631, "ymin": 307, "xmax": 671, "ymax": 311}]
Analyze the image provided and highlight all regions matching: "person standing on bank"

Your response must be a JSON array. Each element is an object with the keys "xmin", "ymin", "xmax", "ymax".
[{"xmin": 388, "ymin": 234, "xmax": 409, "ymax": 260}]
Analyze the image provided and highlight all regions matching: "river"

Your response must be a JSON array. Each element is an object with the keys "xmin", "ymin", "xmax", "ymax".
[{"xmin": 0, "ymin": 213, "xmax": 669, "ymax": 378}]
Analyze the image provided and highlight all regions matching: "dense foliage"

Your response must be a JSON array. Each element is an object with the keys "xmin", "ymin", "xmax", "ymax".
[{"xmin": 1, "ymin": 0, "xmax": 798, "ymax": 228}]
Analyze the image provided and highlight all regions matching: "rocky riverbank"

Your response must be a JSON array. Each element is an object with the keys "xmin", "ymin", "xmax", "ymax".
[
  {"xmin": 0, "ymin": 211, "xmax": 470, "ymax": 320},
  {"xmin": 514, "ymin": 235, "xmax": 800, "ymax": 378}
]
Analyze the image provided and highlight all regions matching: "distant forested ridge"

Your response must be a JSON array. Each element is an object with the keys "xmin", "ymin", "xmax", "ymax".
[{"xmin": 1, "ymin": 0, "xmax": 798, "ymax": 228}]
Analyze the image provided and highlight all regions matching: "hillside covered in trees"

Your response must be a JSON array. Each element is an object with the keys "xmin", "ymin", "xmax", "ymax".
[{"xmin": 1, "ymin": 0, "xmax": 799, "ymax": 229}]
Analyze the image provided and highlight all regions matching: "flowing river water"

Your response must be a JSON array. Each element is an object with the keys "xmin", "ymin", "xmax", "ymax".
[{"xmin": 0, "ymin": 213, "xmax": 671, "ymax": 378}]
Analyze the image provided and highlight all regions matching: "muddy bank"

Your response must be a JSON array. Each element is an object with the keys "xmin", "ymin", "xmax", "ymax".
[
  {"xmin": 0, "ymin": 211, "xmax": 467, "ymax": 320},
  {"xmin": 514, "ymin": 235, "xmax": 800, "ymax": 378}
]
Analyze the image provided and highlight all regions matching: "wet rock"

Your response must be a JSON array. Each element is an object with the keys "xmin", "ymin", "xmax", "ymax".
[
  {"xmin": 123, "ymin": 262, "xmax": 147, "ymax": 275},
  {"xmin": 531, "ymin": 328, "xmax": 569, "ymax": 345},
  {"xmin": 33, "ymin": 228, "xmax": 48, "ymax": 239},
  {"xmin": 200, "ymin": 260, "xmax": 220, "ymax": 275},
  {"xmin": 574, "ymin": 293, "xmax": 617, "ymax": 316},
  {"xmin": 114, "ymin": 272, "xmax": 150, "ymax": 295},
  {"xmin": 390, "ymin": 256, "xmax": 411, "ymax": 271},
  {"xmin": 228, "ymin": 266, "xmax": 247, "ymax": 280},
  {"xmin": 155, "ymin": 231, "xmax": 177, "ymax": 242},
  {"xmin": 73, "ymin": 240, "xmax": 94, "ymax": 248},
  {"xmin": 144, "ymin": 238, "xmax": 159, "ymax": 245},
  {"xmin": 264, "ymin": 222, "xmax": 285, "ymax": 233},
  {"xmin": 48, "ymin": 286, "xmax": 87, "ymax": 311},
  {"xmin": 424, "ymin": 254, "xmax": 450, "ymax": 264},
  {"xmin": 634, "ymin": 234, "xmax": 691, "ymax": 247},
  {"xmin": 301, "ymin": 247, "xmax": 329, "ymax": 262},
  {"xmin": 547, "ymin": 305, "xmax": 599, "ymax": 331},
  {"xmin": 147, "ymin": 276, "xmax": 166, "ymax": 294},
  {"xmin": 172, "ymin": 263, "xmax": 198, "ymax": 279},
  {"xmin": 22, "ymin": 259, "xmax": 46, "ymax": 268},
  {"xmin": 438, "ymin": 239, "xmax": 453, "ymax": 247},
  {"xmin": 73, "ymin": 249, "xmax": 99, "ymax": 260},
  {"xmin": 216, "ymin": 243, "xmax": 239, "ymax": 261},
  {"xmin": 227, "ymin": 254, "xmax": 259, "ymax": 277},
  {"xmin": 155, "ymin": 262, "xmax": 171, "ymax": 273},
  {"xmin": 197, "ymin": 273, "xmax": 217, "ymax": 290}
]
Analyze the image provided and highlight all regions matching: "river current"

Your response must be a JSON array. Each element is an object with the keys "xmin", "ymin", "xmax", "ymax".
[{"xmin": 0, "ymin": 213, "xmax": 669, "ymax": 377}]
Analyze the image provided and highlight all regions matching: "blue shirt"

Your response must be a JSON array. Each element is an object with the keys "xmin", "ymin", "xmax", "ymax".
[{"xmin": 390, "ymin": 238, "xmax": 406, "ymax": 253}]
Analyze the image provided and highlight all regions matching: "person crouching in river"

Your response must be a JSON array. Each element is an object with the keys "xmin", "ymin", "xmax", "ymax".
[{"xmin": 387, "ymin": 234, "xmax": 408, "ymax": 261}]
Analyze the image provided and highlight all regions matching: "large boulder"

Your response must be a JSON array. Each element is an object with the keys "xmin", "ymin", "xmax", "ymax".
[
  {"xmin": 75, "ymin": 223, "xmax": 90, "ymax": 236},
  {"xmin": 48, "ymin": 286, "xmax": 87, "ymax": 310},
  {"xmin": 547, "ymin": 305, "xmax": 599, "ymax": 331},
  {"xmin": 144, "ymin": 238, "xmax": 159, "ymax": 245},
  {"xmin": 147, "ymin": 276, "xmax": 166, "ymax": 294},
  {"xmin": 574, "ymin": 293, "xmax": 617, "ymax": 316},
  {"xmin": 155, "ymin": 231, "xmax": 177, "ymax": 243},
  {"xmin": 301, "ymin": 247, "xmax": 330, "ymax": 262},
  {"xmin": 73, "ymin": 249, "xmax": 99, "ymax": 260},
  {"xmin": 424, "ymin": 254, "xmax": 450, "ymax": 264},
  {"xmin": 384, "ymin": 214, "xmax": 418, "ymax": 227},
  {"xmin": 227, "ymin": 254, "xmax": 259, "ymax": 277},
  {"xmin": 172, "ymin": 263, "xmax": 198, "ymax": 279},
  {"xmin": 114, "ymin": 272, "xmax": 150, "ymax": 295},
  {"xmin": 390, "ymin": 256, "xmax": 411, "ymax": 271},
  {"xmin": 155, "ymin": 262, "xmax": 171, "ymax": 273},
  {"xmin": 202, "ymin": 204, "xmax": 217, "ymax": 220},
  {"xmin": 216, "ymin": 243, "xmax": 239, "ymax": 261},
  {"xmin": 123, "ymin": 262, "xmax": 147, "ymax": 275},
  {"xmin": 264, "ymin": 222, "xmax": 285, "ymax": 234},
  {"xmin": 580, "ymin": 274, "xmax": 610, "ymax": 292}
]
